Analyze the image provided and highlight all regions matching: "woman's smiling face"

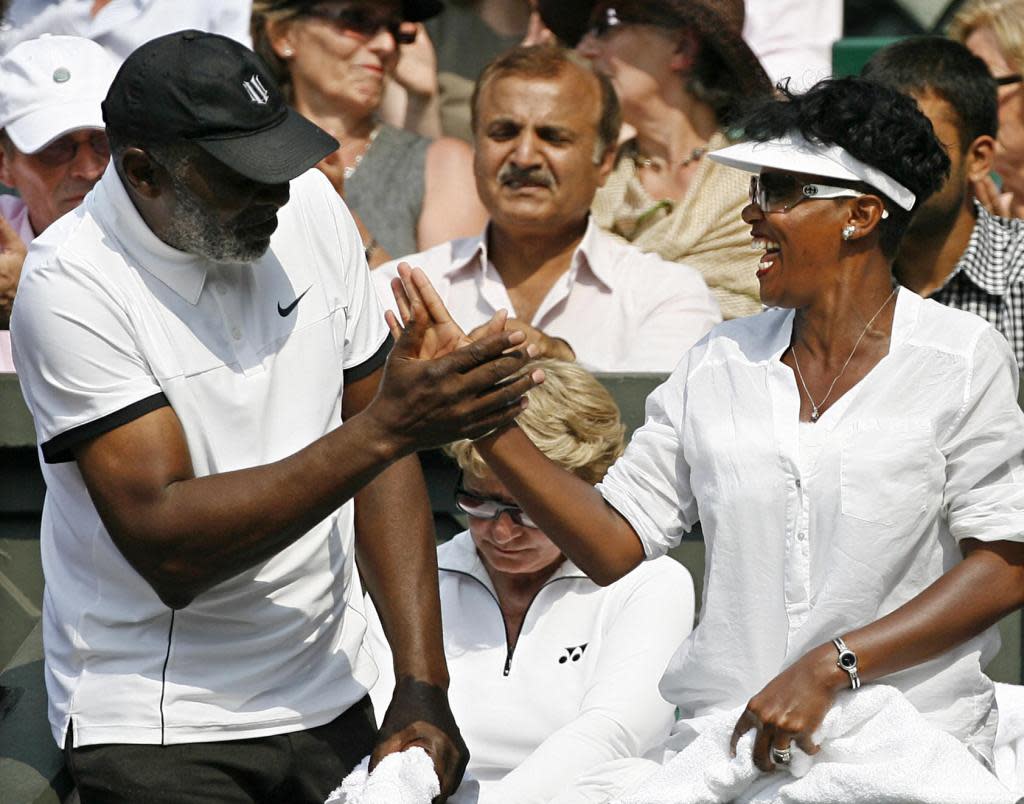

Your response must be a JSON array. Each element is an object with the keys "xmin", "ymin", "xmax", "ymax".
[{"xmin": 742, "ymin": 169, "xmax": 855, "ymax": 309}]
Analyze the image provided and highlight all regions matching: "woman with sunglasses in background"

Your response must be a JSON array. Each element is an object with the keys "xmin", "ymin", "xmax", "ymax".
[
  {"xmin": 251, "ymin": 0, "xmax": 487, "ymax": 267},
  {"xmin": 364, "ymin": 359, "xmax": 695, "ymax": 804},
  {"xmin": 951, "ymin": 0, "xmax": 1024, "ymax": 219},
  {"xmin": 577, "ymin": 0, "xmax": 774, "ymax": 320},
  {"xmin": 404, "ymin": 76, "xmax": 1024, "ymax": 800}
]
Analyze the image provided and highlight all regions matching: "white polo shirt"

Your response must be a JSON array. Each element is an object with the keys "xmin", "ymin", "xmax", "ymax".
[
  {"xmin": 11, "ymin": 164, "xmax": 390, "ymax": 747},
  {"xmin": 373, "ymin": 219, "xmax": 722, "ymax": 373}
]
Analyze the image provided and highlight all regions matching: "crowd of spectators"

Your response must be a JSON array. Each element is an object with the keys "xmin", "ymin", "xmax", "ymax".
[{"xmin": 3, "ymin": 1, "xmax": 1024, "ymax": 803}]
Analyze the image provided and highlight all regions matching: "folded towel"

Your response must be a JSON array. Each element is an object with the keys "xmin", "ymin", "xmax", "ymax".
[
  {"xmin": 613, "ymin": 684, "xmax": 1016, "ymax": 804},
  {"xmin": 325, "ymin": 746, "xmax": 440, "ymax": 804}
]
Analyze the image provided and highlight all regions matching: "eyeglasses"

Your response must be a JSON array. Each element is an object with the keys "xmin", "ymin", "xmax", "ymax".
[
  {"xmin": 748, "ymin": 173, "xmax": 886, "ymax": 217},
  {"xmin": 454, "ymin": 482, "xmax": 538, "ymax": 529},
  {"xmin": 302, "ymin": 5, "xmax": 416, "ymax": 45},
  {"xmin": 32, "ymin": 131, "xmax": 109, "ymax": 168},
  {"xmin": 996, "ymin": 74, "xmax": 1023, "ymax": 86}
]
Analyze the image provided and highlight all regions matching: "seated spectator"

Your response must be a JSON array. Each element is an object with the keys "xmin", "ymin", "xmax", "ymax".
[
  {"xmin": 251, "ymin": 0, "xmax": 487, "ymax": 266},
  {"xmin": 950, "ymin": 0, "xmax": 1024, "ymax": 218},
  {"xmin": 578, "ymin": 0, "xmax": 774, "ymax": 319},
  {"xmin": 863, "ymin": 36, "xmax": 1024, "ymax": 369},
  {"xmin": 374, "ymin": 45, "xmax": 720, "ymax": 372},
  {"xmin": 364, "ymin": 359, "xmax": 695, "ymax": 804},
  {"xmin": 0, "ymin": 0, "xmax": 253, "ymax": 60},
  {"xmin": 0, "ymin": 34, "xmax": 116, "ymax": 369}
]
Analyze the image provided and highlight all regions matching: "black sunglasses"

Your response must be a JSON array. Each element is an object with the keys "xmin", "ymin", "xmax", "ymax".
[
  {"xmin": 454, "ymin": 474, "xmax": 539, "ymax": 529},
  {"xmin": 302, "ymin": 5, "xmax": 417, "ymax": 45}
]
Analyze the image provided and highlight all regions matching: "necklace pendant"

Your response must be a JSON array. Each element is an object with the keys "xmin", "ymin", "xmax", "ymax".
[{"xmin": 810, "ymin": 407, "xmax": 820, "ymax": 422}]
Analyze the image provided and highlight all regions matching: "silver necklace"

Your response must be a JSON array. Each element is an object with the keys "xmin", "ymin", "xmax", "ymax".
[
  {"xmin": 791, "ymin": 286, "xmax": 898, "ymax": 422},
  {"xmin": 342, "ymin": 123, "xmax": 381, "ymax": 180}
]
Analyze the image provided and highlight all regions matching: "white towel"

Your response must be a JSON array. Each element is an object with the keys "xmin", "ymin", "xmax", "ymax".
[
  {"xmin": 994, "ymin": 682, "xmax": 1024, "ymax": 798},
  {"xmin": 613, "ymin": 685, "xmax": 1017, "ymax": 804},
  {"xmin": 325, "ymin": 746, "xmax": 440, "ymax": 804}
]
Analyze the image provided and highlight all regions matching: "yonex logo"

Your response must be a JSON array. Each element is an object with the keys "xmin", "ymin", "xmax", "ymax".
[
  {"xmin": 243, "ymin": 74, "xmax": 270, "ymax": 105},
  {"xmin": 558, "ymin": 644, "xmax": 588, "ymax": 664}
]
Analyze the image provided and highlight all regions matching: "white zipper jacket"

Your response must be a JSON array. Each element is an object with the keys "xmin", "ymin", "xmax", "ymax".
[{"xmin": 364, "ymin": 531, "xmax": 695, "ymax": 803}]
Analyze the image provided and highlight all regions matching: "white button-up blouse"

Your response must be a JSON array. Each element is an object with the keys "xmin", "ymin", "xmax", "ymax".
[{"xmin": 598, "ymin": 290, "xmax": 1024, "ymax": 759}]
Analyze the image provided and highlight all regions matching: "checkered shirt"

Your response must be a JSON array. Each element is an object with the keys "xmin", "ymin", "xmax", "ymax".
[{"xmin": 930, "ymin": 203, "xmax": 1024, "ymax": 369}]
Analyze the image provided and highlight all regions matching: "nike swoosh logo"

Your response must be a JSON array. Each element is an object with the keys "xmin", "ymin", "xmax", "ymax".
[{"xmin": 277, "ymin": 286, "xmax": 311, "ymax": 317}]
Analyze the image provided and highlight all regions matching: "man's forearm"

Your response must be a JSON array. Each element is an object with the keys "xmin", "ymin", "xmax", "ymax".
[
  {"xmin": 80, "ymin": 405, "xmax": 410, "ymax": 608},
  {"xmin": 355, "ymin": 453, "xmax": 448, "ymax": 686}
]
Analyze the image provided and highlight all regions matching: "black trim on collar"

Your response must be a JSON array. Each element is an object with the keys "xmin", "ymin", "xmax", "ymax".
[
  {"xmin": 344, "ymin": 334, "xmax": 394, "ymax": 383},
  {"xmin": 42, "ymin": 392, "xmax": 170, "ymax": 464}
]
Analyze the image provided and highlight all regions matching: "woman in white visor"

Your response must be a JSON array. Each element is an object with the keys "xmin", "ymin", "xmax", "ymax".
[{"xmin": 388, "ymin": 76, "xmax": 1024, "ymax": 801}]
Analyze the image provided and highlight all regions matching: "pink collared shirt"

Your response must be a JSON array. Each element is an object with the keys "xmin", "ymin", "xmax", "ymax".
[{"xmin": 374, "ymin": 219, "xmax": 722, "ymax": 373}]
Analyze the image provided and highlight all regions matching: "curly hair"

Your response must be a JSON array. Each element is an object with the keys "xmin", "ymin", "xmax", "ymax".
[
  {"xmin": 739, "ymin": 77, "xmax": 951, "ymax": 257},
  {"xmin": 446, "ymin": 359, "xmax": 626, "ymax": 486}
]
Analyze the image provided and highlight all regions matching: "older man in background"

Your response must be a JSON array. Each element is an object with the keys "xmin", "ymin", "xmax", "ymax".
[
  {"xmin": 0, "ymin": 33, "xmax": 116, "ymax": 369},
  {"xmin": 375, "ymin": 45, "xmax": 720, "ymax": 373}
]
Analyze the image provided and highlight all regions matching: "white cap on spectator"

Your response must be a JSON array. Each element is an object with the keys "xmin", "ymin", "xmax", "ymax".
[{"xmin": 0, "ymin": 35, "xmax": 118, "ymax": 154}]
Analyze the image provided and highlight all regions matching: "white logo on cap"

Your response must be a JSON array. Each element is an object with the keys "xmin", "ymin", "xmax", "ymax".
[{"xmin": 243, "ymin": 74, "xmax": 270, "ymax": 105}]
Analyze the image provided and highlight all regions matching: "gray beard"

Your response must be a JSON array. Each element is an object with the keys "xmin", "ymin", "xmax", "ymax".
[{"xmin": 162, "ymin": 171, "xmax": 271, "ymax": 264}]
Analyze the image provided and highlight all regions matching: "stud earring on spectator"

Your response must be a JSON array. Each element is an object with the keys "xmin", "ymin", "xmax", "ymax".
[
  {"xmin": 842, "ymin": 224, "xmax": 856, "ymax": 241},
  {"xmin": 282, "ymin": 47, "xmax": 294, "ymax": 57}
]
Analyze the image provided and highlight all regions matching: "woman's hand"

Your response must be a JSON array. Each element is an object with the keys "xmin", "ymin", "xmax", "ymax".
[
  {"xmin": 730, "ymin": 643, "xmax": 843, "ymax": 772},
  {"xmin": 392, "ymin": 23, "xmax": 439, "ymax": 101},
  {"xmin": 388, "ymin": 262, "xmax": 509, "ymax": 359},
  {"xmin": 973, "ymin": 174, "xmax": 1015, "ymax": 219}
]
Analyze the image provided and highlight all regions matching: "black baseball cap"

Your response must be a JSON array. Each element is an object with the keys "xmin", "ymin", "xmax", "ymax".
[{"xmin": 102, "ymin": 30, "xmax": 339, "ymax": 184}]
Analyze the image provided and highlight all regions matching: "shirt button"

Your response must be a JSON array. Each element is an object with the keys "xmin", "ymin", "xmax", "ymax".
[
  {"xmin": 216, "ymin": 284, "xmax": 227, "ymax": 296},
  {"xmin": 797, "ymin": 531, "xmax": 806, "ymax": 541},
  {"xmin": 795, "ymin": 478, "xmax": 802, "ymax": 488},
  {"xmin": 231, "ymin": 327, "xmax": 242, "ymax": 340}
]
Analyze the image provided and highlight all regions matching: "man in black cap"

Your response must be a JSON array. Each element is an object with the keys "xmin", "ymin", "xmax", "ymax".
[{"xmin": 10, "ymin": 29, "xmax": 535, "ymax": 803}]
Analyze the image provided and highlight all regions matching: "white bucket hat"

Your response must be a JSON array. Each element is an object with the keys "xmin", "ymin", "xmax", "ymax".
[
  {"xmin": 709, "ymin": 131, "xmax": 917, "ymax": 211},
  {"xmin": 0, "ymin": 35, "xmax": 118, "ymax": 154}
]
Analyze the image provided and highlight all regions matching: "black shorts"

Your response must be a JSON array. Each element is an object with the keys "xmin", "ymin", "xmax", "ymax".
[{"xmin": 64, "ymin": 696, "xmax": 377, "ymax": 804}]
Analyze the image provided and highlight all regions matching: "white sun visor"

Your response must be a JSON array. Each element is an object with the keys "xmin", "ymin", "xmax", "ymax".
[{"xmin": 709, "ymin": 132, "xmax": 916, "ymax": 211}]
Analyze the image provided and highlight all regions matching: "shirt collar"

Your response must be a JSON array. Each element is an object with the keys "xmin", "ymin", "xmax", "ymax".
[
  {"xmin": 438, "ymin": 530, "xmax": 586, "ymax": 586},
  {"xmin": 441, "ymin": 217, "xmax": 614, "ymax": 291},
  {"xmin": 950, "ymin": 201, "xmax": 1019, "ymax": 296},
  {"xmin": 91, "ymin": 162, "xmax": 208, "ymax": 304}
]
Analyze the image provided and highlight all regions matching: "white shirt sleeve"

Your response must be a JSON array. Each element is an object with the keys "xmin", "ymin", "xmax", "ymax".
[
  {"xmin": 597, "ymin": 359, "xmax": 701, "ymax": 558},
  {"xmin": 11, "ymin": 252, "xmax": 165, "ymax": 462},
  {"xmin": 303, "ymin": 170, "xmax": 391, "ymax": 375},
  {"xmin": 478, "ymin": 559, "xmax": 694, "ymax": 804},
  {"xmin": 944, "ymin": 326, "xmax": 1024, "ymax": 544}
]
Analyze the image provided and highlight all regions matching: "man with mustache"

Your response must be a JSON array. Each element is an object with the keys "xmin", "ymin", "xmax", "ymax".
[
  {"xmin": 374, "ymin": 44, "xmax": 720, "ymax": 372},
  {"xmin": 10, "ymin": 30, "xmax": 538, "ymax": 803},
  {"xmin": 0, "ymin": 34, "xmax": 117, "ymax": 367}
]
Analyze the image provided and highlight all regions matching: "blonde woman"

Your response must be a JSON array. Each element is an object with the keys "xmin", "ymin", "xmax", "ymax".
[
  {"xmin": 364, "ymin": 360, "xmax": 695, "ymax": 804},
  {"xmin": 951, "ymin": 0, "xmax": 1024, "ymax": 218}
]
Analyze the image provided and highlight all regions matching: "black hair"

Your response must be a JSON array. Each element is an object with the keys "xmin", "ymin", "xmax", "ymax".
[
  {"xmin": 739, "ymin": 76, "xmax": 951, "ymax": 257},
  {"xmin": 861, "ymin": 35, "xmax": 998, "ymax": 152}
]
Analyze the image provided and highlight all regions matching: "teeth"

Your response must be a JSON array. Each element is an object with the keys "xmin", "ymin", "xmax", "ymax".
[
  {"xmin": 758, "ymin": 259, "xmax": 773, "ymax": 270},
  {"xmin": 751, "ymin": 237, "xmax": 780, "ymax": 251}
]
